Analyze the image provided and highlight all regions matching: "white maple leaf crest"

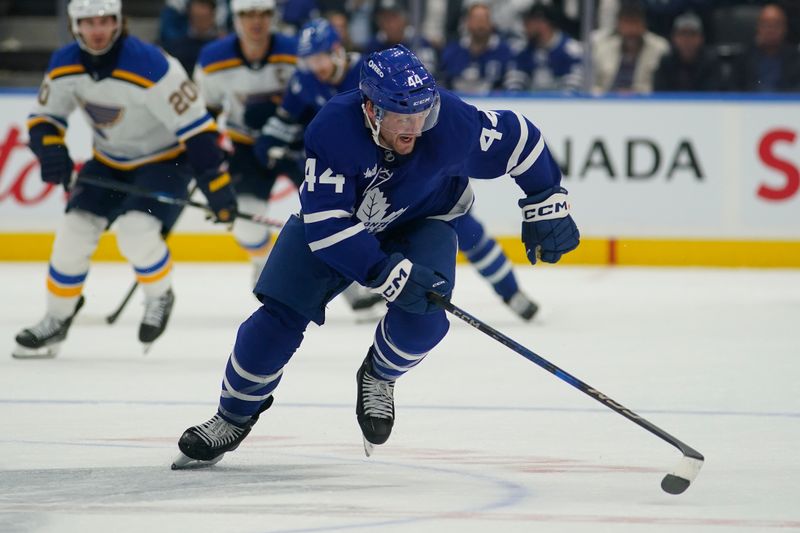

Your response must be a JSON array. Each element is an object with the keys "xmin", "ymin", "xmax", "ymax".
[{"xmin": 356, "ymin": 188, "xmax": 406, "ymax": 233}]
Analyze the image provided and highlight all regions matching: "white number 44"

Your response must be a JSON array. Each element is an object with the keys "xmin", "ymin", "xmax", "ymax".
[
  {"xmin": 304, "ymin": 158, "xmax": 345, "ymax": 193},
  {"xmin": 479, "ymin": 109, "xmax": 502, "ymax": 151},
  {"xmin": 407, "ymin": 73, "xmax": 423, "ymax": 88}
]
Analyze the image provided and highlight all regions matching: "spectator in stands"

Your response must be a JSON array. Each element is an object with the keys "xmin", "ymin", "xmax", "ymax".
[
  {"xmin": 504, "ymin": 4, "xmax": 582, "ymax": 92},
  {"xmin": 439, "ymin": 1, "xmax": 513, "ymax": 94},
  {"xmin": 163, "ymin": 0, "xmax": 220, "ymax": 75},
  {"xmin": 159, "ymin": 0, "xmax": 230, "ymax": 45},
  {"xmin": 731, "ymin": 3, "xmax": 800, "ymax": 92},
  {"xmin": 592, "ymin": 0, "xmax": 669, "ymax": 93},
  {"xmin": 364, "ymin": 0, "xmax": 438, "ymax": 74},
  {"xmin": 653, "ymin": 12, "xmax": 722, "ymax": 91},
  {"xmin": 324, "ymin": 9, "xmax": 357, "ymax": 51}
]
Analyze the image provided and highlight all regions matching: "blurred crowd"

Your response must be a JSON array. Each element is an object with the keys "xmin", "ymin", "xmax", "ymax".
[{"xmin": 15, "ymin": 0, "xmax": 797, "ymax": 95}]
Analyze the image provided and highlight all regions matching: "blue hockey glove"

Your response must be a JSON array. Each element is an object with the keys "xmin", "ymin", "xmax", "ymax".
[
  {"xmin": 367, "ymin": 253, "xmax": 452, "ymax": 314},
  {"xmin": 519, "ymin": 186, "xmax": 579, "ymax": 264},
  {"xmin": 254, "ymin": 116, "xmax": 302, "ymax": 168},
  {"xmin": 199, "ymin": 171, "xmax": 238, "ymax": 223},
  {"xmin": 37, "ymin": 137, "xmax": 73, "ymax": 188}
]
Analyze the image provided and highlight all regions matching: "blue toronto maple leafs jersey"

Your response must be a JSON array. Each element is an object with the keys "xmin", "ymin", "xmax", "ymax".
[
  {"xmin": 281, "ymin": 52, "xmax": 363, "ymax": 125},
  {"xmin": 300, "ymin": 88, "xmax": 563, "ymax": 285}
]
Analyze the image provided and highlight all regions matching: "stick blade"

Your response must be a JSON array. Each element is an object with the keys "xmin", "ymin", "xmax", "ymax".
[{"xmin": 661, "ymin": 455, "xmax": 704, "ymax": 495}]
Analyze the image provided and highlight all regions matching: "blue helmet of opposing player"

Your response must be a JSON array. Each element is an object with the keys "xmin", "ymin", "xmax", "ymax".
[{"xmin": 359, "ymin": 45, "xmax": 440, "ymax": 153}]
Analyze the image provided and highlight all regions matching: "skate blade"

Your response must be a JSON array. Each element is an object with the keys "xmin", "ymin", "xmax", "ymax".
[
  {"xmin": 12, "ymin": 343, "xmax": 59, "ymax": 359},
  {"xmin": 170, "ymin": 451, "xmax": 224, "ymax": 470},
  {"xmin": 362, "ymin": 437, "xmax": 376, "ymax": 457},
  {"xmin": 142, "ymin": 343, "xmax": 153, "ymax": 355}
]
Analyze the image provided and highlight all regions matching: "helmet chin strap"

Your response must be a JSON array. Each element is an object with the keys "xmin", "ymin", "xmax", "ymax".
[{"xmin": 362, "ymin": 103, "xmax": 393, "ymax": 151}]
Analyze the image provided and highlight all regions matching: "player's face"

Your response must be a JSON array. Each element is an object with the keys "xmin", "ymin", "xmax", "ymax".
[
  {"xmin": 77, "ymin": 15, "xmax": 118, "ymax": 53},
  {"xmin": 376, "ymin": 107, "xmax": 430, "ymax": 155},
  {"xmin": 237, "ymin": 10, "xmax": 271, "ymax": 42},
  {"xmin": 304, "ymin": 52, "xmax": 335, "ymax": 82}
]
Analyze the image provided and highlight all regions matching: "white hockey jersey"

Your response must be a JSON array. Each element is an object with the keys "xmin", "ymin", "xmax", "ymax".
[
  {"xmin": 28, "ymin": 36, "xmax": 216, "ymax": 170},
  {"xmin": 194, "ymin": 33, "xmax": 297, "ymax": 145}
]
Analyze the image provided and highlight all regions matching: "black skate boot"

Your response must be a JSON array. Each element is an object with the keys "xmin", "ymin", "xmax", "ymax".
[
  {"xmin": 171, "ymin": 396, "xmax": 274, "ymax": 470},
  {"xmin": 139, "ymin": 288, "xmax": 175, "ymax": 350},
  {"xmin": 13, "ymin": 296, "xmax": 85, "ymax": 359},
  {"xmin": 356, "ymin": 351, "xmax": 395, "ymax": 456},
  {"xmin": 503, "ymin": 290, "xmax": 539, "ymax": 321}
]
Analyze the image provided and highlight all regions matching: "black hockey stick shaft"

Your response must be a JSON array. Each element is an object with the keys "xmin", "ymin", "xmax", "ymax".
[
  {"xmin": 428, "ymin": 293, "xmax": 704, "ymax": 462},
  {"xmin": 77, "ymin": 175, "xmax": 285, "ymax": 228},
  {"xmin": 105, "ymin": 182, "xmax": 199, "ymax": 325}
]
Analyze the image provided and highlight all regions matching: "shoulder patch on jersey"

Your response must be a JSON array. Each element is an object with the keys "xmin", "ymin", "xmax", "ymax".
[
  {"xmin": 198, "ymin": 35, "xmax": 241, "ymax": 73},
  {"xmin": 269, "ymin": 34, "xmax": 298, "ymax": 65},
  {"xmin": 46, "ymin": 43, "xmax": 84, "ymax": 80},
  {"xmin": 114, "ymin": 36, "xmax": 170, "ymax": 85}
]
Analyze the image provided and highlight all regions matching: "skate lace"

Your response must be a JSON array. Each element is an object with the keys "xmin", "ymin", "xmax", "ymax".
[
  {"xmin": 142, "ymin": 292, "xmax": 171, "ymax": 327},
  {"xmin": 27, "ymin": 315, "xmax": 65, "ymax": 338},
  {"xmin": 361, "ymin": 372, "xmax": 395, "ymax": 419},
  {"xmin": 194, "ymin": 415, "xmax": 244, "ymax": 447}
]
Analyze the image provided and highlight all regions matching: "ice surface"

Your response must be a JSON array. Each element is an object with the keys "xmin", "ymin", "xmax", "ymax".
[{"xmin": 1, "ymin": 263, "xmax": 799, "ymax": 532}]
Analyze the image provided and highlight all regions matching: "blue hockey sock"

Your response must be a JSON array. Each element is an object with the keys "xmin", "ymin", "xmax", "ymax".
[
  {"xmin": 457, "ymin": 214, "xmax": 519, "ymax": 301},
  {"xmin": 370, "ymin": 307, "xmax": 449, "ymax": 380},
  {"xmin": 218, "ymin": 298, "xmax": 308, "ymax": 424}
]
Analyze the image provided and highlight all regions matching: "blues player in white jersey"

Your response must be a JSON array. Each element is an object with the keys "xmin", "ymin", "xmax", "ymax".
[
  {"xmin": 263, "ymin": 18, "xmax": 539, "ymax": 320},
  {"xmin": 194, "ymin": 0, "xmax": 298, "ymax": 284},
  {"xmin": 172, "ymin": 45, "xmax": 579, "ymax": 468},
  {"xmin": 13, "ymin": 0, "xmax": 237, "ymax": 358}
]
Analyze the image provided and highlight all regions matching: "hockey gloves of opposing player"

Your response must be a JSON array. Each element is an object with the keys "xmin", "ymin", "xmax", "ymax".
[
  {"xmin": 519, "ymin": 186, "xmax": 580, "ymax": 264},
  {"xmin": 36, "ymin": 137, "xmax": 74, "ymax": 188},
  {"xmin": 198, "ymin": 171, "xmax": 238, "ymax": 223},
  {"xmin": 368, "ymin": 253, "xmax": 452, "ymax": 314}
]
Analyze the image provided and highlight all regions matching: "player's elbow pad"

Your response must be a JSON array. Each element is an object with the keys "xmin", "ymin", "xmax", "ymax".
[{"xmin": 183, "ymin": 131, "xmax": 225, "ymax": 176}]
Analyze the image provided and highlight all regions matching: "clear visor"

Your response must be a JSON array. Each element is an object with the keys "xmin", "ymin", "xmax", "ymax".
[{"xmin": 375, "ymin": 94, "xmax": 440, "ymax": 137}]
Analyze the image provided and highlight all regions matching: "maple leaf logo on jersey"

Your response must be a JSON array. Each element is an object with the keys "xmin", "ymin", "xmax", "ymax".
[
  {"xmin": 356, "ymin": 188, "xmax": 406, "ymax": 233},
  {"xmin": 363, "ymin": 164, "xmax": 394, "ymax": 191}
]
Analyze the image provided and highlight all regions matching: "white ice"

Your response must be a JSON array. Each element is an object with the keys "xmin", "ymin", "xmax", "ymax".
[{"xmin": 1, "ymin": 263, "xmax": 799, "ymax": 533}]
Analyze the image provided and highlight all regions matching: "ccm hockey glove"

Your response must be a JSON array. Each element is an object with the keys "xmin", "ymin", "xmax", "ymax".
[
  {"xmin": 519, "ymin": 186, "xmax": 579, "ymax": 264},
  {"xmin": 368, "ymin": 253, "xmax": 452, "ymax": 314}
]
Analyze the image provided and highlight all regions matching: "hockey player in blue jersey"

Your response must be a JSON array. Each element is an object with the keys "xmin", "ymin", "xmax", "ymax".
[
  {"xmin": 252, "ymin": 18, "xmax": 386, "ymax": 316},
  {"xmin": 172, "ymin": 44, "xmax": 579, "ymax": 468},
  {"xmin": 260, "ymin": 18, "xmax": 540, "ymax": 320},
  {"xmin": 13, "ymin": 0, "xmax": 236, "ymax": 358}
]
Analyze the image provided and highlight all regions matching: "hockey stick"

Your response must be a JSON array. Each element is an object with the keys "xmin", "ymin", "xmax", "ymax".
[
  {"xmin": 76, "ymin": 175, "xmax": 285, "ymax": 228},
  {"xmin": 105, "ymin": 183, "xmax": 199, "ymax": 324},
  {"xmin": 427, "ymin": 292, "xmax": 704, "ymax": 495}
]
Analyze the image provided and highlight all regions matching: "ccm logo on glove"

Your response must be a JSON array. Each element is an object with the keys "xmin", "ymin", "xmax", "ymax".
[
  {"xmin": 375, "ymin": 259, "xmax": 412, "ymax": 301},
  {"xmin": 521, "ymin": 192, "xmax": 570, "ymax": 221}
]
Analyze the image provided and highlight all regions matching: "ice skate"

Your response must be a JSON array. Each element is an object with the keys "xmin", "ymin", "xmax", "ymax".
[
  {"xmin": 172, "ymin": 396, "xmax": 274, "ymax": 469},
  {"xmin": 504, "ymin": 290, "xmax": 539, "ymax": 321},
  {"xmin": 356, "ymin": 352, "xmax": 395, "ymax": 456},
  {"xmin": 13, "ymin": 296, "xmax": 85, "ymax": 359},
  {"xmin": 139, "ymin": 288, "xmax": 174, "ymax": 352}
]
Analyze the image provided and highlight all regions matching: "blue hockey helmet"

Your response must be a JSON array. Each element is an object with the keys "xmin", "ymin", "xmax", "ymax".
[
  {"xmin": 297, "ymin": 18, "xmax": 341, "ymax": 58},
  {"xmin": 359, "ymin": 45, "xmax": 440, "ymax": 143}
]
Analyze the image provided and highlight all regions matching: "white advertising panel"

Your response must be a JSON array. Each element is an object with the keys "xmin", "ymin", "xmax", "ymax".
[{"xmin": 1, "ymin": 92, "xmax": 799, "ymax": 239}]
